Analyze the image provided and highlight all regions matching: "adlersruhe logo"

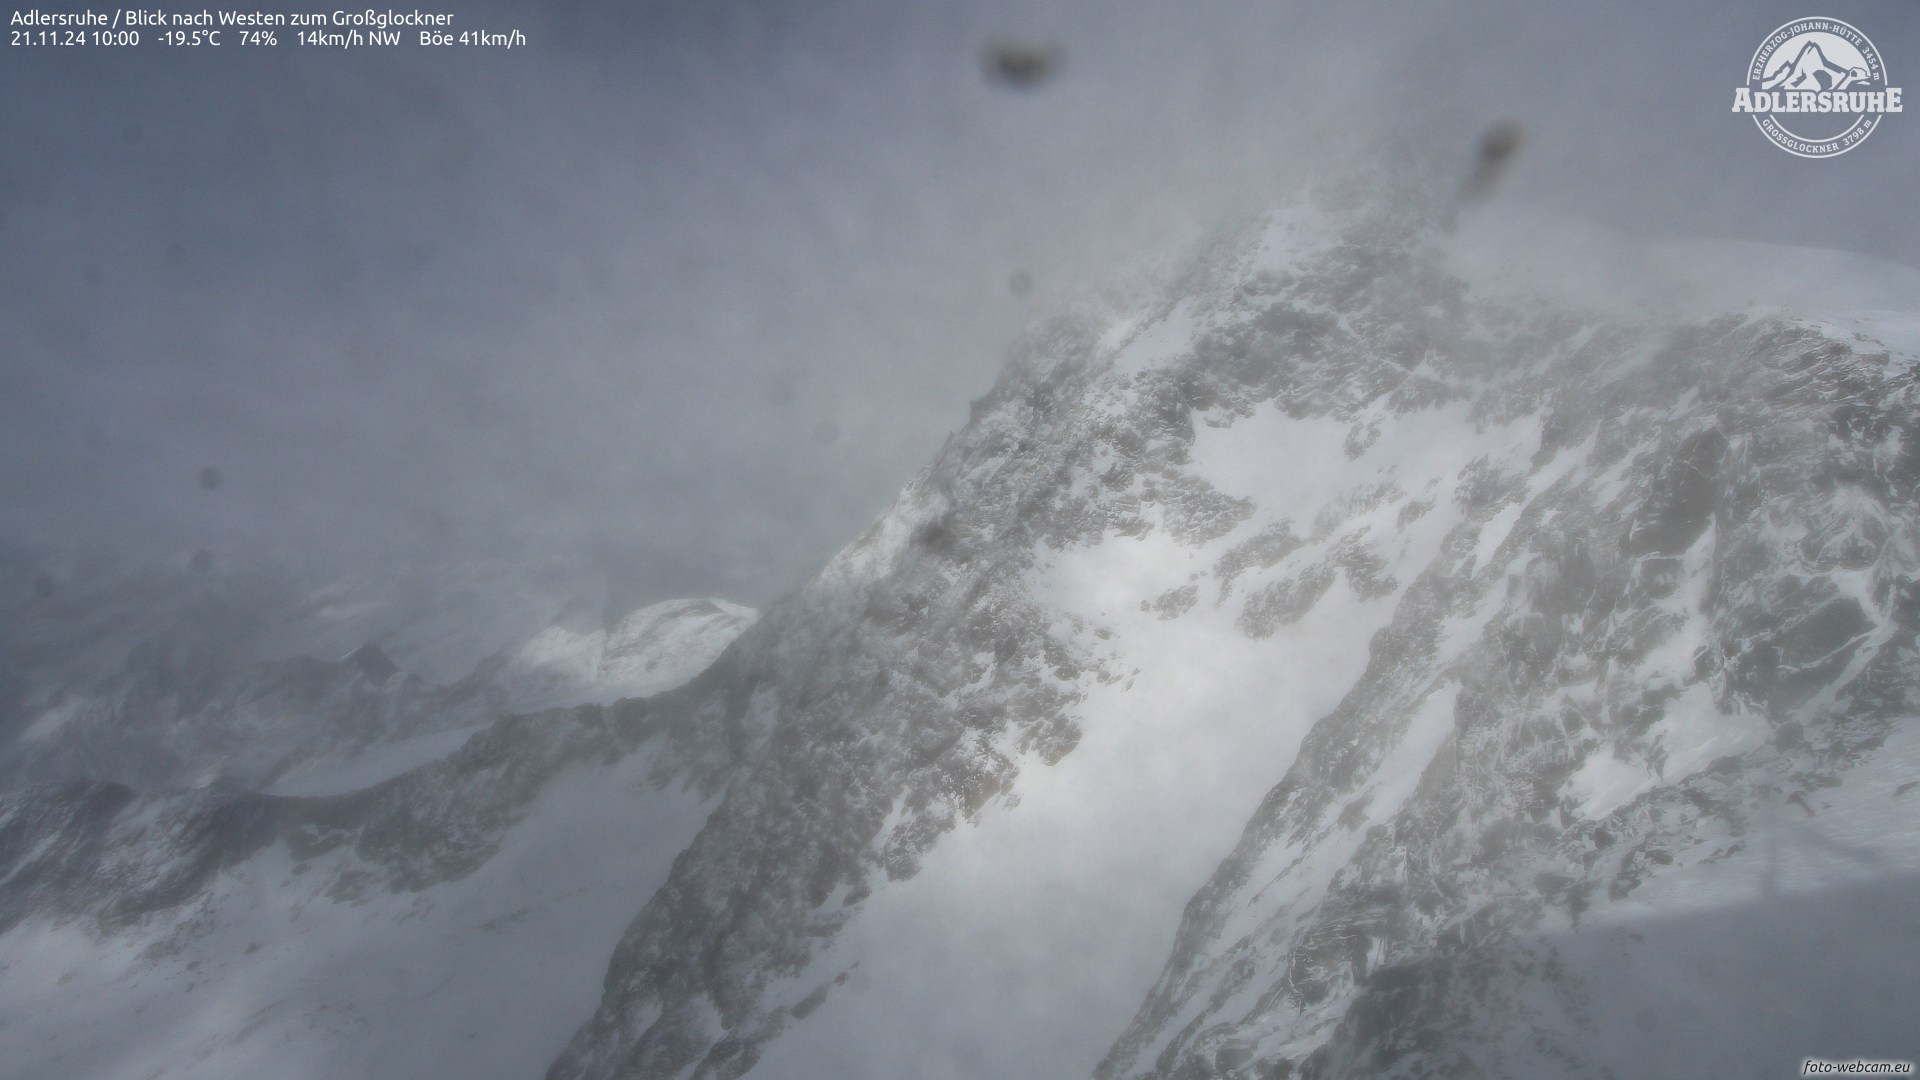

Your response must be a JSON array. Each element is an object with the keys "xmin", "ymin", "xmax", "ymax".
[{"xmin": 1733, "ymin": 17, "xmax": 1902, "ymax": 157}]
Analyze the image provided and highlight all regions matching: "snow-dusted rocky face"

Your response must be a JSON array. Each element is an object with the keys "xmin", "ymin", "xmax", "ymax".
[{"xmin": 4, "ymin": 182, "xmax": 1919, "ymax": 1080}]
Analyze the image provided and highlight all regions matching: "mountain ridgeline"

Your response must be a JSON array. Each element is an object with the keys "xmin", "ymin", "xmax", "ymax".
[{"xmin": 3, "ymin": 178, "xmax": 1917, "ymax": 1080}]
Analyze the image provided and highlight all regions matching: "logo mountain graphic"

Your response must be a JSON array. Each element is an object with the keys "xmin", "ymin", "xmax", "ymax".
[{"xmin": 1762, "ymin": 39, "xmax": 1869, "ymax": 92}]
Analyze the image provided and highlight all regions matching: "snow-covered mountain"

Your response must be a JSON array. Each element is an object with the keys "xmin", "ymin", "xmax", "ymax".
[
  {"xmin": 480, "ymin": 598, "xmax": 760, "ymax": 717},
  {"xmin": 0, "ymin": 584, "xmax": 755, "ymax": 1079},
  {"xmin": 4, "ymin": 175, "xmax": 1918, "ymax": 1080},
  {"xmin": 0, "ymin": 555, "xmax": 756, "ymax": 794}
]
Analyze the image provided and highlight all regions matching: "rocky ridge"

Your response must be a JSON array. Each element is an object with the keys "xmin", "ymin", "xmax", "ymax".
[{"xmin": 3, "ymin": 174, "xmax": 1918, "ymax": 1080}]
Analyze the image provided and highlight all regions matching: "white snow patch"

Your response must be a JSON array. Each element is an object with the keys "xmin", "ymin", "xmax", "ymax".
[
  {"xmin": 265, "ymin": 723, "xmax": 486, "ymax": 797},
  {"xmin": 1364, "ymin": 680, "xmax": 1462, "ymax": 828},
  {"xmin": 492, "ymin": 597, "xmax": 755, "ymax": 713},
  {"xmin": 1564, "ymin": 749, "xmax": 1653, "ymax": 823},
  {"xmin": 1109, "ymin": 298, "xmax": 1203, "ymax": 378},
  {"xmin": 750, "ymin": 517, "xmax": 1398, "ymax": 1080}
]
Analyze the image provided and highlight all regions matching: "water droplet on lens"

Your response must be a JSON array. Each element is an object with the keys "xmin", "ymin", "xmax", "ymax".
[
  {"xmin": 1461, "ymin": 120, "xmax": 1525, "ymax": 201},
  {"xmin": 984, "ymin": 40, "xmax": 1062, "ymax": 89}
]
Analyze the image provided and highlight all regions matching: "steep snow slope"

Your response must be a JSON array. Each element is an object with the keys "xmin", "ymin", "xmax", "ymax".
[
  {"xmin": 742, "ymin": 359, "xmax": 1573, "ymax": 1080},
  {"xmin": 1087, "ymin": 212, "xmax": 1920, "ymax": 1079},
  {"xmin": 1290, "ymin": 732, "xmax": 1920, "ymax": 1080},
  {"xmin": 551, "ymin": 179, "xmax": 1920, "ymax": 1080},
  {"xmin": 5, "ymin": 175, "xmax": 1919, "ymax": 1080}
]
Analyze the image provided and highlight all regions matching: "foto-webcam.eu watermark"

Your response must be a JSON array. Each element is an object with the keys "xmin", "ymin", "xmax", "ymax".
[{"xmin": 1800, "ymin": 1060, "xmax": 1915, "ymax": 1075}]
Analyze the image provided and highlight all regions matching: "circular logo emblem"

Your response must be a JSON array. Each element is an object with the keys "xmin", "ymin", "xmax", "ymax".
[{"xmin": 1733, "ymin": 18, "xmax": 1902, "ymax": 157}]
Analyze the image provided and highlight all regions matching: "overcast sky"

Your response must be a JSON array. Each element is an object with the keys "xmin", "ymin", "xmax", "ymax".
[{"xmin": 5, "ymin": 0, "xmax": 1917, "ymax": 615}]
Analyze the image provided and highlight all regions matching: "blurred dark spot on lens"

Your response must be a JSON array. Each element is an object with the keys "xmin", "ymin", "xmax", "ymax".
[
  {"xmin": 813, "ymin": 419, "xmax": 841, "ymax": 445},
  {"xmin": 31, "ymin": 573, "xmax": 56, "ymax": 599},
  {"xmin": 1461, "ymin": 120, "xmax": 1525, "ymax": 201},
  {"xmin": 198, "ymin": 466, "xmax": 223, "ymax": 491},
  {"xmin": 121, "ymin": 123, "xmax": 144, "ymax": 146},
  {"xmin": 189, "ymin": 550, "xmax": 215, "ymax": 574},
  {"xmin": 912, "ymin": 520, "xmax": 955, "ymax": 555},
  {"xmin": 165, "ymin": 241, "xmax": 188, "ymax": 267},
  {"xmin": 1008, "ymin": 269, "xmax": 1034, "ymax": 297},
  {"xmin": 83, "ymin": 263, "xmax": 104, "ymax": 288},
  {"xmin": 984, "ymin": 40, "xmax": 1062, "ymax": 89}
]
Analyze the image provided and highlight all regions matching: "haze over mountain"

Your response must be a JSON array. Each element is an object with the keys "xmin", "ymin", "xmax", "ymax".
[
  {"xmin": 4, "ymin": 169, "xmax": 1917, "ymax": 1080},
  {"xmin": 7, "ymin": 0, "xmax": 1919, "ymax": 620}
]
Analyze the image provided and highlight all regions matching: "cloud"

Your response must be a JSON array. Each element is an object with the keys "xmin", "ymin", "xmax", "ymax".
[{"xmin": 2, "ymin": 0, "xmax": 1915, "ymax": 615}]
